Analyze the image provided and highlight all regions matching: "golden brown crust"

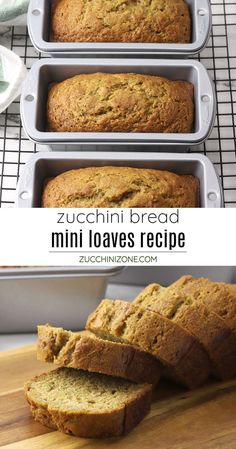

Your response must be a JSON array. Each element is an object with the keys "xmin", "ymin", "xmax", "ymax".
[
  {"xmin": 51, "ymin": 0, "xmax": 191, "ymax": 44},
  {"xmin": 25, "ymin": 368, "xmax": 152, "ymax": 438},
  {"xmin": 86, "ymin": 299, "xmax": 211, "ymax": 389},
  {"xmin": 47, "ymin": 73, "xmax": 194, "ymax": 133},
  {"xmin": 134, "ymin": 283, "xmax": 236, "ymax": 380},
  {"xmin": 37, "ymin": 325, "xmax": 161, "ymax": 385},
  {"xmin": 169, "ymin": 276, "xmax": 236, "ymax": 333},
  {"xmin": 41, "ymin": 166, "xmax": 199, "ymax": 208}
]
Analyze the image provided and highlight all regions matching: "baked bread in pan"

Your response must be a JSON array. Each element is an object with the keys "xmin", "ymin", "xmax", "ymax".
[
  {"xmin": 41, "ymin": 166, "xmax": 199, "ymax": 208},
  {"xmin": 47, "ymin": 73, "xmax": 194, "ymax": 133},
  {"xmin": 51, "ymin": 0, "xmax": 191, "ymax": 44}
]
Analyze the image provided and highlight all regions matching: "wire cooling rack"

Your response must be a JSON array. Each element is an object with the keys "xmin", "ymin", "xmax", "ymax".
[{"xmin": 0, "ymin": 0, "xmax": 236, "ymax": 207}]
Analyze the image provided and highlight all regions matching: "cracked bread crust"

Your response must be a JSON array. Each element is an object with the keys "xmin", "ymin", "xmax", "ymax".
[
  {"xmin": 51, "ymin": 0, "xmax": 191, "ymax": 44},
  {"xmin": 47, "ymin": 73, "xmax": 194, "ymax": 133},
  {"xmin": 37, "ymin": 325, "xmax": 161, "ymax": 385},
  {"xmin": 134, "ymin": 283, "xmax": 236, "ymax": 380},
  {"xmin": 41, "ymin": 166, "xmax": 199, "ymax": 208},
  {"xmin": 86, "ymin": 299, "xmax": 211, "ymax": 389},
  {"xmin": 25, "ymin": 368, "xmax": 152, "ymax": 438}
]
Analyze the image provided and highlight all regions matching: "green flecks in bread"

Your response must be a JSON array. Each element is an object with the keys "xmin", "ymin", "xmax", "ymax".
[
  {"xmin": 51, "ymin": 0, "xmax": 191, "ymax": 44},
  {"xmin": 25, "ymin": 368, "xmax": 152, "ymax": 438},
  {"xmin": 47, "ymin": 73, "xmax": 194, "ymax": 133},
  {"xmin": 42, "ymin": 166, "xmax": 199, "ymax": 208}
]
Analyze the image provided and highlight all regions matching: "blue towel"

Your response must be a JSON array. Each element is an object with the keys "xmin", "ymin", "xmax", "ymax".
[{"xmin": 0, "ymin": 45, "xmax": 27, "ymax": 113}]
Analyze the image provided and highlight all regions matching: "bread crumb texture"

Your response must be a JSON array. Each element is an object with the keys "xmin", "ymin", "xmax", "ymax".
[
  {"xmin": 51, "ymin": 0, "xmax": 191, "ymax": 43},
  {"xmin": 86, "ymin": 299, "xmax": 211, "ymax": 389},
  {"xmin": 47, "ymin": 73, "xmax": 194, "ymax": 133},
  {"xmin": 134, "ymin": 281, "xmax": 236, "ymax": 380},
  {"xmin": 42, "ymin": 166, "xmax": 199, "ymax": 208},
  {"xmin": 25, "ymin": 368, "xmax": 152, "ymax": 438}
]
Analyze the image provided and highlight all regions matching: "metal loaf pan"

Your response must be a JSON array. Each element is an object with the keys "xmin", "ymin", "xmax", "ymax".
[
  {"xmin": 112, "ymin": 267, "xmax": 236, "ymax": 287},
  {"xmin": 20, "ymin": 59, "xmax": 216, "ymax": 150},
  {"xmin": 0, "ymin": 266, "xmax": 123, "ymax": 333},
  {"xmin": 28, "ymin": 0, "xmax": 211, "ymax": 57},
  {"xmin": 15, "ymin": 152, "xmax": 223, "ymax": 208}
]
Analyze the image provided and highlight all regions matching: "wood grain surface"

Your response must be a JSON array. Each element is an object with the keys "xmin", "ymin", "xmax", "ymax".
[{"xmin": 1, "ymin": 345, "xmax": 236, "ymax": 449}]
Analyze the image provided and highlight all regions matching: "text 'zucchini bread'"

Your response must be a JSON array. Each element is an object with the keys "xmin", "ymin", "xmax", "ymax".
[
  {"xmin": 51, "ymin": 0, "xmax": 191, "ymax": 44},
  {"xmin": 41, "ymin": 166, "xmax": 199, "ymax": 208},
  {"xmin": 47, "ymin": 73, "xmax": 194, "ymax": 133},
  {"xmin": 25, "ymin": 368, "xmax": 152, "ymax": 438}
]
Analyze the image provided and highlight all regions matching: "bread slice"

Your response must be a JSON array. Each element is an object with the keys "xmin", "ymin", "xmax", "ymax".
[
  {"xmin": 134, "ymin": 283, "xmax": 236, "ymax": 380},
  {"xmin": 25, "ymin": 367, "xmax": 152, "ymax": 438},
  {"xmin": 168, "ymin": 276, "xmax": 236, "ymax": 332},
  {"xmin": 86, "ymin": 299, "xmax": 211, "ymax": 389},
  {"xmin": 37, "ymin": 324, "xmax": 161, "ymax": 385}
]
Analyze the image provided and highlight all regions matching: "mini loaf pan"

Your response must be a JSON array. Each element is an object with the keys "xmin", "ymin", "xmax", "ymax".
[
  {"xmin": 28, "ymin": 0, "xmax": 211, "ymax": 57},
  {"xmin": 20, "ymin": 58, "xmax": 216, "ymax": 149},
  {"xmin": 112, "ymin": 267, "xmax": 236, "ymax": 288},
  {"xmin": 15, "ymin": 152, "xmax": 223, "ymax": 208},
  {"xmin": 0, "ymin": 266, "xmax": 123, "ymax": 333}
]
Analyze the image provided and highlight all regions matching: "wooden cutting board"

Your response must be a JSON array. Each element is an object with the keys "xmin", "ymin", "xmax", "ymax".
[{"xmin": 1, "ymin": 345, "xmax": 236, "ymax": 449}]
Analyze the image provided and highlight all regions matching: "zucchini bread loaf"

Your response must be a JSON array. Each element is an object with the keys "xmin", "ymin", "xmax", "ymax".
[
  {"xmin": 47, "ymin": 73, "xmax": 194, "ymax": 133},
  {"xmin": 166, "ymin": 275, "xmax": 236, "ymax": 332},
  {"xmin": 86, "ymin": 299, "xmax": 211, "ymax": 389},
  {"xmin": 51, "ymin": 0, "xmax": 191, "ymax": 44},
  {"xmin": 41, "ymin": 166, "xmax": 199, "ymax": 208},
  {"xmin": 134, "ymin": 283, "xmax": 236, "ymax": 381}
]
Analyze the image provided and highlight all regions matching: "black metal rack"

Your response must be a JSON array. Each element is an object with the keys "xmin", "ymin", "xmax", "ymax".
[{"xmin": 0, "ymin": 0, "xmax": 236, "ymax": 207}]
